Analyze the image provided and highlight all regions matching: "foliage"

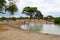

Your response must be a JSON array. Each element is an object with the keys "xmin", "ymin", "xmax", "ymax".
[
  {"xmin": 43, "ymin": 17, "xmax": 48, "ymax": 20},
  {"xmin": 0, "ymin": 0, "xmax": 6, "ymax": 14},
  {"xmin": 0, "ymin": 0, "xmax": 18, "ymax": 15},
  {"xmin": 47, "ymin": 15, "xmax": 54, "ymax": 19},
  {"xmin": 18, "ymin": 17, "xmax": 29, "ymax": 19},
  {"xmin": 22, "ymin": 7, "xmax": 39, "ymax": 19},
  {"xmin": 0, "ymin": 0, "xmax": 6, "ymax": 4},
  {"xmin": 7, "ymin": 3, "xmax": 18, "ymax": 15},
  {"xmin": 0, "ymin": 17, "xmax": 16, "ymax": 21},
  {"xmin": 35, "ymin": 11, "xmax": 43, "ymax": 19},
  {"xmin": 54, "ymin": 17, "xmax": 60, "ymax": 24},
  {"xmin": 19, "ymin": 17, "xmax": 25, "ymax": 19},
  {"xmin": 22, "ymin": 7, "xmax": 43, "ymax": 19},
  {"xmin": 44, "ymin": 15, "xmax": 54, "ymax": 20},
  {"xmin": 0, "ymin": 17, "xmax": 7, "ymax": 21},
  {"xmin": 9, "ymin": 17, "xmax": 16, "ymax": 21}
]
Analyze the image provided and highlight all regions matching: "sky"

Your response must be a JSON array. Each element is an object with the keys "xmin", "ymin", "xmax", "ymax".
[{"xmin": 0, "ymin": 0, "xmax": 60, "ymax": 17}]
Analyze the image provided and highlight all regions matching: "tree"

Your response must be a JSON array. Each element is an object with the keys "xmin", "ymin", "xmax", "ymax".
[
  {"xmin": 35, "ymin": 11, "xmax": 43, "ymax": 19},
  {"xmin": 47, "ymin": 15, "xmax": 54, "ymax": 19},
  {"xmin": 10, "ymin": 17, "xmax": 16, "ymax": 21},
  {"xmin": 0, "ymin": 0, "xmax": 18, "ymax": 15},
  {"xmin": 7, "ymin": 2, "xmax": 18, "ymax": 15},
  {"xmin": 22, "ymin": 7, "xmax": 43, "ymax": 19},
  {"xmin": 22, "ymin": 7, "xmax": 38, "ymax": 19},
  {"xmin": 0, "ymin": 0, "xmax": 6, "ymax": 14},
  {"xmin": 0, "ymin": 17, "xmax": 6, "ymax": 21}
]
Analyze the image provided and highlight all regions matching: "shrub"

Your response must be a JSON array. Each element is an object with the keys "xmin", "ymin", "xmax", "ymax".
[{"xmin": 54, "ymin": 17, "xmax": 60, "ymax": 24}]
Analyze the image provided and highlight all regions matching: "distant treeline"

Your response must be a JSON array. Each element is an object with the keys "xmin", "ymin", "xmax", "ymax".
[
  {"xmin": 0, "ymin": 15, "xmax": 55, "ymax": 21},
  {"xmin": 0, "ymin": 16, "xmax": 60, "ymax": 24},
  {"xmin": 0, "ymin": 17, "xmax": 41, "ymax": 21}
]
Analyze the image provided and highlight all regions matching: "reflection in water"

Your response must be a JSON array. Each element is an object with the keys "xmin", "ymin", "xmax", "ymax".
[
  {"xmin": 21, "ymin": 23, "xmax": 43, "ymax": 32},
  {"xmin": 41, "ymin": 24, "xmax": 60, "ymax": 35},
  {"xmin": 20, "ymin": 23, "xmax": 60, "ymax": 35},
  {"xmin": 27, "ymin": 23, "xmax": 43, "ymax": 32}
]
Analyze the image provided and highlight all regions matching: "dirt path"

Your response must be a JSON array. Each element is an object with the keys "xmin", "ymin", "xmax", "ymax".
[{"xmin": 0, "ymin": 25, "xmax": 60, "ymax": 40}]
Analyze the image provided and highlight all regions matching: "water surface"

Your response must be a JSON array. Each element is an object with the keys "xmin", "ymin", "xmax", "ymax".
[{"xmin": 20, "ymin": 23, "xmax": 60, "ymax": 35}]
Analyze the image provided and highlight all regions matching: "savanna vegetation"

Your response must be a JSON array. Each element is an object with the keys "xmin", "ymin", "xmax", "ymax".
[
  {"xmin": 22, "ymin": 7, "xmax": 43, "ymax": 19},
  {"xmin": 0, "ymin": 0, "xmax": 60, "ymax": 24},
  {"xmin": 54, "ymin": 17, "xmax": 60, "ymax": 24}
]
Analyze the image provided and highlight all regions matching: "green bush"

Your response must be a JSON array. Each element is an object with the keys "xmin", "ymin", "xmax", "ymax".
[{"xmin": 54, "ymin": 17, "xmax": 60, "ymax": 24}]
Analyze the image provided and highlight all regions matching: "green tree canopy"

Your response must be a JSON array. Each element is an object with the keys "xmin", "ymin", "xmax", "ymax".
[
  {"xmin": 22, "ymin": 7, "xmax": 38, "ymax": 18},
  {"xmin": 9, "ymin": 17, "xmax": 16, "ymax": 21},
  {"xmin": 35, "ymin": 11, "xmax": 43, "ymax": 19},
  {"xmin": 54, "ymin": 17, "xmax": 60, "ymax": 24},
  {"xmin": 47, "ymin": 15, "xmax": 54, "ymax": 19},
  {"xmin": 0, "ymin": 17, "xmax": 6, "ymax": 21},
  {"xmin": 22, "ymin": 6, "xmax": 43, "ymax": 19},
  {"xmin": 7, "ymin": 2, "xmax": 18, "ymax": 15},
  {"xmin": 0, "ymin": 0, "xmax": 18, "ymax": 15},
  {"xmin": 0, "ymin": 0, "xmax": 6, "ymax": 14}
]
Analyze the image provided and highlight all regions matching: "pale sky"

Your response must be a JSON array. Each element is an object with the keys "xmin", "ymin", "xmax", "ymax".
[{"xmin": 0, "ymin": 0, "xmax": 60, "ymax": 17}]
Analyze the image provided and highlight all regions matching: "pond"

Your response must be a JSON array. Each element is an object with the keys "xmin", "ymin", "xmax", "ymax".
[{"xmin": 20, "ymin": 23, "xmax": 60, "ymax": 35}]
